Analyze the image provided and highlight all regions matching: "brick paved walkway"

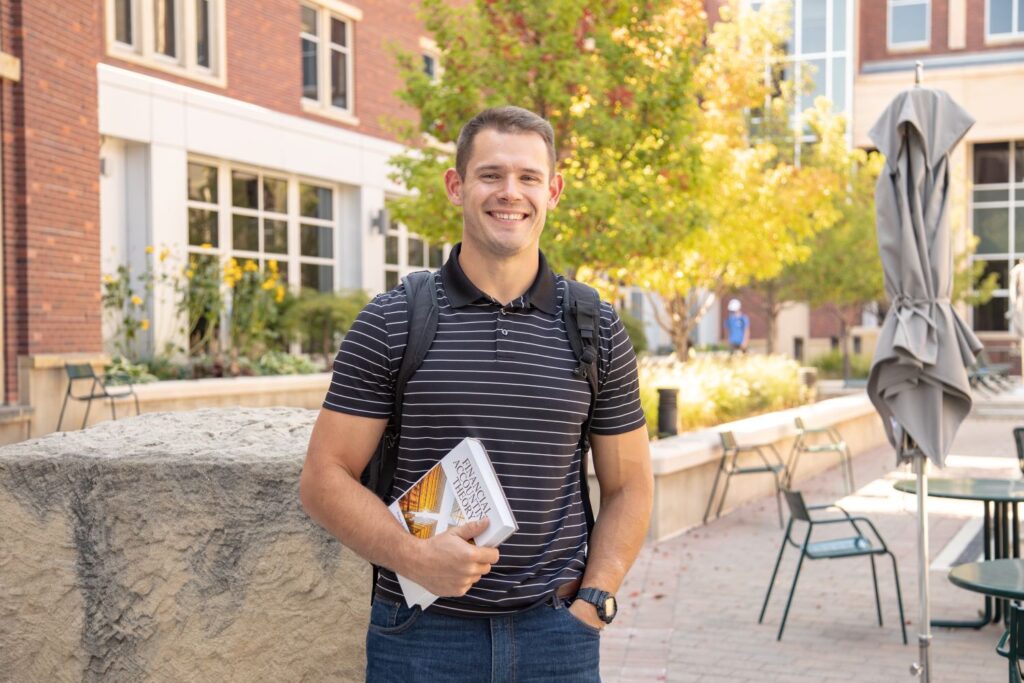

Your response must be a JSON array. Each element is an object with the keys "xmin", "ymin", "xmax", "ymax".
[{"xmin": 602, "ymin": 415, "xmax": 1022, "ymax": 682}]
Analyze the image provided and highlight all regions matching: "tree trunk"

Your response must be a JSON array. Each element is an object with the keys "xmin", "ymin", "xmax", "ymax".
[
  {"xmin": 764, "ymin": 282, "xmax": 777, "ymax": 354},
  {"xmin": 839, "ymin": 315, "xmax": 850, "ymax": 381}
]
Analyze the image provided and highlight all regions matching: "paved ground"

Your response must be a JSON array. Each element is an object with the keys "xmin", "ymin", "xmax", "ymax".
[{"xmin": 601, "ymin": 413, "xmax": 1023, "ymax": 682}]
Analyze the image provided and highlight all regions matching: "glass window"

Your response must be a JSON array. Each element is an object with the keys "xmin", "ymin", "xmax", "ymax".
[
  {"xmin": 832, "ymin": 0, "xmax": 846, "ymax": 50},
  {"xmin": 196, "ymin": 0, "xmax": 211, "ymax": 68},
  {"xmin": 979, "ymin": 259, "xmax": 1010, "ymax": 289},
  {"xmin": 429, "ymin": 244, "xmax": 444, "ymax": 268},
  {"xmin": 975, "ymin": 143, "xmax": 1011, "ymax": 184},
  {"xmin": 889, "ymin": 0, "xmax": 929, "ymax": 46},
  {"xmin": 115, "ymin": 0, "xmax": 133, "ymax": 45},
  {"xmin": 301, "ymin": 224, "xmax": 334, "ymax": 258},
  {"xmin": 232, "ymin": 215, "xmax": 259, "ymax": 252},
  {"xmin": 264, "ymin": 219, "xmax": 288, "ymax": 254},
  {"xmin": 801, "ymin": 0, "xmax": 827, "ymax": 53},
  {"xmin": 974, "ymin": 208, "xmax": 1011, "ymax": 253},
  {"xmin": 263, "ymin": 177, "xmax": 287, "ymax": 214},
  {"xmin": 1016, "ymin": 142, "xmax": 1024, "ymax": 182},
  {"xmin": 107, "ymin": 0, "xmax": 222, "ymax": 80},
  {"xmin": 423, "ymin": 54, "xmax": 436, "ymax": 79},
  {"xmin": 232, "ymin": 171, "xmax": 259, "ymax": 209},
  {"xmin": 385, "ymin": 270, "xmax": 399, "ymax": 290},
  {"xmin": 330, "ymin": 16, "xmax": 347, "ymax": 46},
  {"xmin": 990, "ymin": 0, "xmax": 1014, "ymax": 34},
  {"xmin": 408, "ymin": 237, "xmax": 425, "ymax": 267},
  {"xmin": 154, "ymin": 0, "xmax": 177, "ymax": 58},
  {"xmin": 974, "ymin": 295, "xmax": 1009, "ymax": 331},
  {"xmin": 330, "ymin": 51, "xmax": 348, "ymax": 109},
  {"xmin": 188, "ymin": 208, "xmax": 218, "ymax": 246},
  {"xmin": 975, "ymin": 188, "xmax": 1010, "ymax": 203},
  {"xmin": 302, "ymin": 263, "xmax": 334, "ymax": 292},
  {"xmin": 1016, "ymin": 207, "xmax": 1024, "ymax": 252},
  {"xmin": 301, "ymin": 6, "xmax": 354, "ymax": 113},
  {"xmin": 188, "ymin": 162, "xmax": 217, "ymax": 203},
  {"xmin": 385, "ymin": 235, "xmax": 399, "ymax": 265},
  {"xmin": 300, "ymin": 183, "xmax": 333, "ymax": 219},
  {"xmin": 832, "ymin": 57, "xmax": 846, "ymax": 112},
  {"xmin": 805, "ymin": 58, "xmax": 827, "ymax": 106}
]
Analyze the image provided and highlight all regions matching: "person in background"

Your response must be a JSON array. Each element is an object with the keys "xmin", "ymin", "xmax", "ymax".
[{"xmin": 725, "ymin": 298, "xmax": 749, "ymax": 354}]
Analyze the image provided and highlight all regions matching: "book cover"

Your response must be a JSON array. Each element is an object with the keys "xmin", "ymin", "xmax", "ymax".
[{"xmin": 387, "ymin": 437, "xmax": 518, "ymax": 609}]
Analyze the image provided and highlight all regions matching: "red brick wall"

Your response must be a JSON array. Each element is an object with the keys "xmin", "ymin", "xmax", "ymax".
[
  {"xmin": 860, "ymin": 0, "xmax": 1024, "ymax": 67},
  {"xmin": 2, "ymin": 0, "xmax": 102, "ymax": 403},
  {"xmin": 101, "ymin": 0, "xmax": 428, "ymax": 143}
]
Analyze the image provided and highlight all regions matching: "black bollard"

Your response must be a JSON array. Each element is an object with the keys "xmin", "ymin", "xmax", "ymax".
[{"xmin": 657, "ymin": 388, "xmax": 678, "ymax": 438}]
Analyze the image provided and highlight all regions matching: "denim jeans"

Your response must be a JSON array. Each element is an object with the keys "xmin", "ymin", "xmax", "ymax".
[{"xmin": 365, "ymin": 594, "xmax": 601, "ymax": 682}]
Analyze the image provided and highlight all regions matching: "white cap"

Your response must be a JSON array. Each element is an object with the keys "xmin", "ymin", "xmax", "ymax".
[{"xmin": 728, "ymin": 298, "xmax": 741, "ymax": 312}]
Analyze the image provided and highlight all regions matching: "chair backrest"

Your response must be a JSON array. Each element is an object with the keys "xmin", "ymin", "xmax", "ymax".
[
  {"xmin": 65, "ymin": 363, "xmax": 97, "ymax": 381},
  {"xmin": 782, "ymin": 489, "xmax": 812, "ymax": 522},
  {"xmin": 794, "ymin": 416, "xmax": 806, "ymax": 431},
  {"xmin": 719, "ymin": 430, "xmax": 738, "ymax": 451},
  {"xmin": 1013, "ymin": 427, "xmax": 1024, "ymax": 476}
]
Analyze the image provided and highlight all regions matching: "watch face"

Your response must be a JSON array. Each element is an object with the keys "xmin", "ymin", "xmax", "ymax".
[{"xmin": 603, "ymin": 597, "xmax": 616, "ymax": 620}]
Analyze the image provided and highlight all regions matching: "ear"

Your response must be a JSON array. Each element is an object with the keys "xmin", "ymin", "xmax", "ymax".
[
  {"xmin": 444, "ymin": 168, "xmax": 464, "ymax": 206},
  {"xmin": 547, "ymin": 172, "xmax": 565, "ymax": 209}
]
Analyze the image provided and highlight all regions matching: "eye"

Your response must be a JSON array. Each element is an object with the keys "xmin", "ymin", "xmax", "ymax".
[
  {"xmin": 481, "ymin": 173, "xmax": 500, "ymax": 181},
  {"xmin": 522, "ymin": 175, "xmax": 540, "ymax": 183}
]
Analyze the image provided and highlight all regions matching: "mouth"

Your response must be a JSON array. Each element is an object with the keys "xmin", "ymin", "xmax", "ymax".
[{"xmin": 487, "ymin": 210, "xmax": 530, "ymax": 224}]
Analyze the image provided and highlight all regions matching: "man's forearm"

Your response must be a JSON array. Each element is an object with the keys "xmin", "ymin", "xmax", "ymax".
[{"xmin": 577, "ymin": 479, "xmax": 653, "ymax": 593}]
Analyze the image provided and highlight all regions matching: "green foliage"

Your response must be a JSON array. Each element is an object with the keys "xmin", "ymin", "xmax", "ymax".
[
  {"xmin": 638, "ymin": 354, "xmax": 810, "ymax": 437},
  {"xmin": 809, "ymin": 349, "xmax": 873, "ymax": 380},
  {"xmin": 104, "ymin": 356, "xmax": 159, "ymax": 385},
  {"xmin": 282, "ymin": 289, "xmax": 370, "ymax": 363},
  {"xmin": 618, "ymin": 309, "xmax": 648, "ymax": 355},
  {"xmin": 177, "ymin": 252, "xmax": 225, "ymax": 357},
  {"xmin": 223, "ymin": 257, "xmax": 290, "ymax": 359},
  {"xmin": 101, "ymin": 265, "xmax": 151, "ymax": 360},
  {"xmin": 255, "ymin": 351, "xmax": 318, "ymax": 376}
]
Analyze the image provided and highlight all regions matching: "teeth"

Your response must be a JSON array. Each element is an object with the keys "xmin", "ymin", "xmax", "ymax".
[{"xmin": 493, "ymin": 212, "xmax": 526, "ymax": 220}]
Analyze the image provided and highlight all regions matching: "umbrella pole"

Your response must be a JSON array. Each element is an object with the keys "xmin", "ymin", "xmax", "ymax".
[{"xmin": 911, "ymin": 453, "xmax": 932, "ymax": 681}]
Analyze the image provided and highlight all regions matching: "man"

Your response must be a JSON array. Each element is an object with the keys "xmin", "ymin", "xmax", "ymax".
[
  {"xmin": 300, "ymin": 106, "xmax": 653, "ymax": 682},
  {"xmin": 725, "ymin": 298, "xmax": 749, "ymax": 353}
]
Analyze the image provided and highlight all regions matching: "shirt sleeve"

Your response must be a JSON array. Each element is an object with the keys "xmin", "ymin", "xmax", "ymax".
[
  {"xmin": 322, "ymin": 290, "xmax": 403, "ymax": 419},
  {"xmin": 589, "ymin": 303, "xmax": 647, "ymax": 436}
]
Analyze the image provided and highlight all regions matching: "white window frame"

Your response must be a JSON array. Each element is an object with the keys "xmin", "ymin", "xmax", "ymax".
[
  {"xmin": 300, "ymin": 0, "xmax": 363, "ymax": 125},
  {"xmin": 986, "ymin": 0, "xmax": 1024, "ymax": 43},
  {"xmin": 186, "ymin": 156, "xmax": 342, "ymax": 295},
  {"xmin": 419, "ymin": 36, "xmax": 442, "ymax": 84},
  {"xmin": 104, "ymin": 0, "xmax": 226, "ymax": 87},
  {"xmin": 887, "ymin": 0, "xmax": 931, "ymax": 51},
  {"xmin": 383, "ymin": 219, "xmax": 447, "ymax": 291}
]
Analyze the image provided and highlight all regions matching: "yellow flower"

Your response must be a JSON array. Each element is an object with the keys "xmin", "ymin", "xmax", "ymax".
[
  {"xmin": 130, "ymin": 295, "xmax": 143, "ymax": 306},
  {"xmin": 267, "ymin": 260, "xmax": 279, "ymax": 273},
  {"xmin": 244, "ymin": 260, "xmax": 259, "ymax": 273},
  {"xmin": 140, "ymin": 319, "xmax": 150, "ymax": 331},
  {"xmin": 261, "ymin": 278, "xmax": 275, "ymax": 291},
  {"xmin": 200, "ymin": 243, "xmax": 213, "ymax": 249},
  {"xmin": 159, "ymin": 248, "xmax": 171, "ymax": 262},
  {"xmin": 102, "ymin": 274, "xmax": 114, "ymax": 284},
  {"xmin": 275, "ymin": 285, "xmax": 286, "ymax": 303},
  {"xmin": 186, "ymin": 269, "xmax": 194, "ymax": 279},
  {"xmin": 145, "ymin": 246, "xmax": 155, "ymax": 254}
]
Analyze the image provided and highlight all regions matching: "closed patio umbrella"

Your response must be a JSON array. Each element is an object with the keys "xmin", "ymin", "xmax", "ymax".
[{"xmin": 866, "ymin": 82, "xmax": 982, "ymax": 681}]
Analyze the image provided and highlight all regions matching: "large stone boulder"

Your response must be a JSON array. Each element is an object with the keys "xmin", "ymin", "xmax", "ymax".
[{"xmin": 0, "ymin": 407, "xmax": 370, "ymax": 682}]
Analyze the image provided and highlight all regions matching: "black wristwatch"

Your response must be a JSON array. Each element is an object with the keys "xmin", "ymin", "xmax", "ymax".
[{"xmin": 576, "ymin": 587, "xmax": 617, "ymax": 624}]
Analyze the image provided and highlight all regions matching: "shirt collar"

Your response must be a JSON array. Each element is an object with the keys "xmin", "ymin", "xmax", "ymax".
[{"xmin": 440, "ymin": 242, "xmax": 558, "ymax": 315}]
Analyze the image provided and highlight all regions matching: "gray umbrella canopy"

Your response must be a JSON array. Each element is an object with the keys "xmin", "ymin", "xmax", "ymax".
[{"xmin": 867, "ymin": 87, "xmax": 983, "ymax": 468}]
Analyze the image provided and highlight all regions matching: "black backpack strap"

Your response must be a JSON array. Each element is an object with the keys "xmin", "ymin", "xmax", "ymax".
[{"xmin": 563, "ymin": 279, "xmax": 602, "ymax": 535}]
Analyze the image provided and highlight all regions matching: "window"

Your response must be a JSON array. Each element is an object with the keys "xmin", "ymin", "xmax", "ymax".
[
  {"xmin": 888, "ymin": 0, "xmax": 930, "ymax": 49},
  {"xmin": 301, "ymin": 1, "xmax": 363, "ymax": 123},
  {"xmin": 970, "ymin": 141, "xmax": 1024, "ymax": 332},
  {"xmin": 383, "ymin": 219, "xmax": 445, "ymax": 291},
  {"xmin": 186, "ymin": 159, "xmax": 341, "ymax": 294},
  {"xmin": 105, "ymin": 0, "xmax": 225, "ymax": 85},
  {"xmin": 419, "ymin": 36, "xmax": 442, "ymax": 83},
  {"xmin": 988, "ymin": 0, "xmax": 1024, "ymax": 39}
]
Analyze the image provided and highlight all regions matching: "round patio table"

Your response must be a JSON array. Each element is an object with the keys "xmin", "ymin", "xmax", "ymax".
[
  {"xmin": 948, "ymin": 559, "xmax": 1024, "ymax": 683},
  {"xmin": 894, "ymin": 478, "xmax": 1024, "ymax": 628}
]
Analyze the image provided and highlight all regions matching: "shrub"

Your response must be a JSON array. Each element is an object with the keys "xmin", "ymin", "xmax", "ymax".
[
  {"xmin": 809, "ymin": 350, "xmax": 872, "ymax": 379},
  {"xmin": 104, "ymin": 356, "xmax": 159, "ymax": 385},
  {"xmin": 282, "ymin": 290, "xmax": 369, "ymax": 364},
  {"xmin": 255, "ymin": 351, "xmax": 318, "ymax": 376},
  {"xmin": 618, "ymin": 309, "xmax": 648, "ymax": 355}
]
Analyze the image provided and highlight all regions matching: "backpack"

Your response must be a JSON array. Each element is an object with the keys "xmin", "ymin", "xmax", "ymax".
[{"xmin": 359, "ymin": 270, "xmax": 605, "ymax": 578}]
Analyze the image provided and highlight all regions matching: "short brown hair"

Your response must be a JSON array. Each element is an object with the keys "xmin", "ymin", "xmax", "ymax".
[{"xmin": 454, "ymin": 106, "xmax": 556, "ymax": 179}]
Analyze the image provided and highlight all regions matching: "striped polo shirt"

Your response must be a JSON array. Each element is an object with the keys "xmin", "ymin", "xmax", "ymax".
[{"xmin": 323, "ymin": 243, "xmax": 646, "ymax": 616}]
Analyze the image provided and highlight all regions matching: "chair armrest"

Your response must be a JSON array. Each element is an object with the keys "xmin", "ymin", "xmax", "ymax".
[{"xmin": 808, "ymin": 503, "xmax": 852, "ymax": 520}]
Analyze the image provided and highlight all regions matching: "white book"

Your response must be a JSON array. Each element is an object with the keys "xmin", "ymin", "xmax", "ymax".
[{"xmin": 387, "ymin": 437, "xmax": 518, "ymax": 609}]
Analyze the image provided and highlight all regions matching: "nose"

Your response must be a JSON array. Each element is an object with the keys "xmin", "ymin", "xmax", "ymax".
[{"xmin": 496, "ymin": 177, "xmax": 523, "ymax": 203}]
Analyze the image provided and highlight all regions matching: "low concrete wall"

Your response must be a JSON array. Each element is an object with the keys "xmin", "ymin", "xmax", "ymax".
[{"xmin": 0, "ymin": 407, "xmax": 368, "ymax": 683}]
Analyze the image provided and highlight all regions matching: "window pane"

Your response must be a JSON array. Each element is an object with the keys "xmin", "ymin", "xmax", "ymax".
[
  {"xmin": 1019, "ymin": 0, "xmax": 1024, "ymax": 31},
  {"xmin": 1017, "ymin": 208, "xmax": 1024, "ymax": 254},
  {"xmin": 423, "ymin": 54, "xmax": 436, "ymax": 79},
  {"xmin": 331, "ymin": 17, "xmax": 347, "ymax": 47},
  {"xmin": 300, "ymin": 184, "xmax": 332, "ymax": 219},
  {"xmin": 188, "ymin": 208, "xmax": 218, "ymax": 246},
  {"xmin": 975, "ymin": 143, "xmax": 1010, "ymax": 184},
  {"xmin": 115, "ymin": 0, "xmax": 133, "ymax": 44},
  {"xmin": 232, "ymin": 171, "xmax": 258, "ymax": 208},
  {"xmin": 974, "ymin": 295, "xmax": 1009, "ymax": 331},
  {"xmin": 301, "ymin": 5, "xmax": 317, "ymax": 35},
  {"xmin": 408, "ymin": 237, "xmax": 425, "ymax": 267},
  {"xmin": 264, "ymin": 219, "xmax": 288, "ymax": 254},
  {"xmin": 188, "ymin": 162, "xmax": 218, "ymax": 202},
  {"xmin": 974, "ymin": 188, "xmax": 1010, "ymax": 203},
  {"xmin": 832, "ymin": 0, "xmax": 846, "ymax": 50},
  {"xmin": 891, "ymin": 4, "xmax": 928, "ymax": 44},
  {"xmin": 331, "ymin": 50, "xmax": 348, "ymax": 109},
  {"xmin": 154, "ymin": 0, "xmax": 177, "ymax": 57},
  {"xmin": 429, "ymin": 244, "xmax": 444, "ymax": 268},
  {"xmin": 801, "ymin": 0, "xmax": 827, "ymax": 53},
  {"xmin": 301, "ymin": 224, "xmax": 333, "ymax": 258},
  {"xmin": 302, "ymin": 263, "xmax": 334, "ymax": 292},
  {"xmin": 974, "ymin": 207, "xmax": 1010, "ymax": 253},
  {"xmin": 302, "ymin": 38, "xmax": 318, "ymax": 100},
  {"xmin": 832, "ymin": 57, "xmax": 847, "ymax": 112},
  {"xmin": 263, "ymin": 177, "xmax": 287, "ymax": 213},
  {"xmin": 979, "ymin": 259, "xmax": 1010, "ymax": 289},
  {"xmin": 385, "ymin": 235, "xmax": 399, "ymax": 265},
  {"xmin": 1016, "ymin": 142, "xmax": 1024, "ymax": 183},
  {"xmin": 196, "ymin": 0, "xmax": 210, "ymax": 68},
  {"xmin": 232, "ymin": 214, "xmax": 259, "ymax": 251},
  {"xmin": 1016, "ymin": 188, "xmax": 1024, "ymax": 201},
  {"xmin": 801, "ymin": 58, "xmax": 826, "ymax": 110},
  {"xmin": 385, "ymin": 270, "xmax": 399, "ymax": 290},
  {"xmin": 990, "ymin": 0, "xmax": 1013, "ymax": 33}
]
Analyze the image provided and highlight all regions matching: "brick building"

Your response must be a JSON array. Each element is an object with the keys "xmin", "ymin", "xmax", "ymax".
[{"xmin": 0, "ymin": 0, "xmax": 445, "ymax": 431}]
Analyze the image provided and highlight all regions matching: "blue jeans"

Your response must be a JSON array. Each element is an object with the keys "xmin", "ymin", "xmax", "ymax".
[{"xmin": 365, "ymin": 594, "xmax": 601, "ymax": 682}]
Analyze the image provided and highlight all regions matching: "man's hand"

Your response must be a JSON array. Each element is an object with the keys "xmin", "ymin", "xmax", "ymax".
[
  {"xmin": 406, "ymin": 519, "xmax": 500, "ymax": 597},
  {"xmin": 568, "ymin": 599, "xmax": 606, "ymax": 631}
]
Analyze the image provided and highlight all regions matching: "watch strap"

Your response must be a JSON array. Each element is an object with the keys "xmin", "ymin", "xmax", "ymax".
[{"xmin": 577, "ymin": 587, "xmax": 616, "ymax": 623}]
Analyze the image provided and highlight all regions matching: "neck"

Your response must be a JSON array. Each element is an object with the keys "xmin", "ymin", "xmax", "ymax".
[{"xmin": 457, "ymin": 239, "xmax": 539, "ymax": 305}]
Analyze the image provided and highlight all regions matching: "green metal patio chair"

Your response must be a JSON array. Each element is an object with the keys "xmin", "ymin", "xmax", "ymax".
[
  {"xmin": 996, "ymin": 602, "xmax": 1024, "ymax": 682},
  {"xmin": 786, "ymin": 417, "xmax": 855, "ymax": 494},
  {"xmin": 703, "ymin": 430, "xmax": 787, "ymax": 528},
  {"xmin": 758, "ymin": 490, "xmax": 907, "ymax": 644},
  {"xmin": 56, "ymin": 363, "xmax": 140, "ymax": 431}
]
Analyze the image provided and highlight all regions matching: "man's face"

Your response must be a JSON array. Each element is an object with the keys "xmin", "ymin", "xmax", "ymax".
[{"xmin": 444, "ymin": 129, "xmax": 564, "ymax": 259}]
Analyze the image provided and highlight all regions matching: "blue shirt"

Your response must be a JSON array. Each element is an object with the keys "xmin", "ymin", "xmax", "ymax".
[{"xmin": 726, "ymin": 312, "xmax": 749, "ymax": 346}]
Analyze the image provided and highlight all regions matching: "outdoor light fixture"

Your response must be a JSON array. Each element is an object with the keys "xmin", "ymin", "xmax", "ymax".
[{"xmin": 371, "ymin": 207, "xmax": 390, "ymax": 235}]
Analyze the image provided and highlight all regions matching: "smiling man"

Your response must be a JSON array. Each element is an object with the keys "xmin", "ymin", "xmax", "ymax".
[{"xmin": 300, "ymin": 106, "xmax": 653, "ymax": 682}]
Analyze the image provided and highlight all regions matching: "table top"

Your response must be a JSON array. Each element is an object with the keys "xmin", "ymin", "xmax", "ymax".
[
  {"xmin": 893, "ymin": 477, "xmax": 1024, "ymax": 503},
  {"xmin": 949, "ymin": 559, "xmax": 1024, "ymax": 601}
]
